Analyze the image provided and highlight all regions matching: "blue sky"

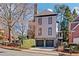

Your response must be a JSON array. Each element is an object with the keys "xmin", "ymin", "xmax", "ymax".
[{"xmin": 38, "ymin": 3, "xmax": 79, "ymax": 12}]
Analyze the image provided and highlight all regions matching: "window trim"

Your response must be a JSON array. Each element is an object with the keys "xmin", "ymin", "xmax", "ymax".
[
  {"xmin": 38, "ymin": 17, "xmax": 42, "ymax": 25},
  {"xmin": 38, "ymin": 27, "xmax": 42, "ymax": 36},
  {"xmin": 48, "ymin": 27, "xmax": 52, "ymax": 35},
  {"xmin": 48, "ymin": 16, "xmax": 52, "ymax": 24}
]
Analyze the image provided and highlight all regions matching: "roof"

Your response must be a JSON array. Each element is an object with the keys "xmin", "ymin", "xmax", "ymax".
[
  {"xmin": 73, "ymin": 24, "xmax": 79, "ymax": 30},
  {"xmin": 70, "ymin": 16, "xmax": 79, "ymax": 30},
  {"xmin": 71, "ymin": 22, "xmax": 78, "ymax": 30},
  {"xmin": 35, "ymin": 9, "xmax": 57, "ymax": 17},
  {"xmin": 74, "ymin": 16, "xmax": 79, "ymax": 22}
]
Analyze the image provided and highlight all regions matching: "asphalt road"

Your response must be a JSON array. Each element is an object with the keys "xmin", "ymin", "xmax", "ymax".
[{"xmin": 0, "ymin": 48, "xmax": 52, "ymax": 56}]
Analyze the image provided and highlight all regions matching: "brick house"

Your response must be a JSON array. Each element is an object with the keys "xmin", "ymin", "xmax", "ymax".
[{"xmin": 69, "ymin": 16, "xmax": 79, "ymax": 44}]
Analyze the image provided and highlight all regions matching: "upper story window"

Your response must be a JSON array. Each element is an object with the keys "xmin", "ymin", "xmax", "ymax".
[
  {"xmin": 48, "ymin": 16, "xmax": 52, "ymax": 24},
  {"xmin": 38, "ymin": 28, "xmax": 42, "ymax": 36},
  {"xmin": 38, "ymin": 17, "xmax": 42, "ymax": 25},
  {"xmin": 48, "ymin": 27, "xmax": 52, "ymax": 35}
]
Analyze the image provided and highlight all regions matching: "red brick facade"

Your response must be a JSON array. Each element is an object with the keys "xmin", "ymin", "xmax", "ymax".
[{"xmin": 69, "ymin": 16, "xmax": 79, "ymax": 44}]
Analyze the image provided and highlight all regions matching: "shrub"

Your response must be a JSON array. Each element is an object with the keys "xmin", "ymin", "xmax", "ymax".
[
  {"xmin": 69, "ymin": 44, "xmax": 79, "ymax": 52},
  {"xmin": 18, "ymin": 35, "xmax": 27, "ymax": 44},
  {"xmin": 21, "ymin": 39, "xmax": 35, "ymax": 49},
  {"xmin": 63, "ymin": 42, "xmax": 68, "ymax": 48}
]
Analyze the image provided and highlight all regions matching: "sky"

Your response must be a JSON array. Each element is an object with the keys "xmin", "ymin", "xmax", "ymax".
[{"xmin": 38, "ymin": 3, "xmax": 79, "ymax": 12}]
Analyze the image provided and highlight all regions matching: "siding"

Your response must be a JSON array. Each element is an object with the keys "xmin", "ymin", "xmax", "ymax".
[{"xmin": 35, "ymin": 16, "xmax": 56, "ymax": 39}]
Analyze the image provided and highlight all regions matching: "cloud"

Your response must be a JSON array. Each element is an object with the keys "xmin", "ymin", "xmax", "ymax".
[
  {"xmin": 73, "ymin": 7, "xmax": 79, "ymax": 15},
  {"xmin": 47, "ymin": 8, "xmax": 53, "ymax": 12}
]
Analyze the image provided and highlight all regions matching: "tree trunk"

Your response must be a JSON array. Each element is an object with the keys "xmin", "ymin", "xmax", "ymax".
[{"xmin": 8, "ymin": 26, "xmax": 11, "ymax": 43}]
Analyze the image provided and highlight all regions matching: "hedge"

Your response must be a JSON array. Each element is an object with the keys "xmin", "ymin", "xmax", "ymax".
[{"xmin": 21, "ymin": 39, "xmax": 35, "ymax": 49}]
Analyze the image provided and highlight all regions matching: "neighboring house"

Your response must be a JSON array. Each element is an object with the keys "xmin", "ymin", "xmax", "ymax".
[
  {"xmin": 69, "ymin": 16, "xmax": 79, "ymax": 44},
  {"xmin": 34, "ymin": 10, "xmax": 57, "ymax": 47},
  {"xmin": 56, "ymin": 21, "xmax": 63, "ymax": 45}
]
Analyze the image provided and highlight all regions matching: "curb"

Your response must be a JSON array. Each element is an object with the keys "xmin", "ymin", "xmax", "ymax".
[{"xmin": 0, "ymin": 46, "xmax": 22, "ymax": 51}]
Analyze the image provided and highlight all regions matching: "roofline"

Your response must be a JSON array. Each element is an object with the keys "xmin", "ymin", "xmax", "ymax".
[{"xmin": 34, "ymin": 14, "xmax": 57, "ymax": 17}]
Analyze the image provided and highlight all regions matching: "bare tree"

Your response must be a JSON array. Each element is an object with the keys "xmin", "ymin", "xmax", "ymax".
[{"xmin": 0, "ymin": 3, "xmax": 33, "ymax": 42}]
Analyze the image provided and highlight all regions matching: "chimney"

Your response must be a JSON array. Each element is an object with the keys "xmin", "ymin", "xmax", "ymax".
[
  {"xmin": 34, "ymin": 3, "xmax": 37, "ymax": 16},
  {"xmin": 33, "ymin": 3, "xmax": 37, "ymax": 22}
]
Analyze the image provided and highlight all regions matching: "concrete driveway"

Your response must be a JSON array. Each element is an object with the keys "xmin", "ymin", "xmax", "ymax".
[{"xmin": 31, "ymin": 47, "xmax": 55, "ymax": 52}]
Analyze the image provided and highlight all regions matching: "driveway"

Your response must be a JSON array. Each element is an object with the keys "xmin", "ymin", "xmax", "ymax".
[{"xmin": 31, "ymin": 47, "xmax": 55, "ymax": 52}]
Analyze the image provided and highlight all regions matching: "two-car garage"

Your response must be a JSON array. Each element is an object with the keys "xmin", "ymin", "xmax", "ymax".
[{"xmin": 36, "ymin": 40, "xmax": 54, "ymax": 47}]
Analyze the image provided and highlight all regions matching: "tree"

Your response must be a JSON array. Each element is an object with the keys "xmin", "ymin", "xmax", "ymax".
[
  {"xmin": 54, "ymin": 4, "xmax": 68, "ymax": 42},
  {"xmin": 64, "ymin": 6, "xmax": 73, "ymax": 22},
  {"xmin": 61, "ymin": 6, "xmax": 73, "ymax": 42},
  {"xmin": 14, "ymin": 4, "xmax": 34, "ymax": 38},
  {"xmin": 54, "ymin": 4, "xmax": 67, "ymax": 33},
  {"xmin": 27, "ymin": 29, "xmax": 35, "ymax": 39},
  {"xmin": 54, "ymin": 4, "xmax": 74, "ymax": 42},
  {"xmin": 54, "ymin": 4, "xmax": 66, "ymax": 21},
  {"xmin": 0, "ymin": 3, "xmax": 33, "ymax": 43},
  {"xmin": 72, "ymin": 9, "xmax": 77, "ymax": 19}
]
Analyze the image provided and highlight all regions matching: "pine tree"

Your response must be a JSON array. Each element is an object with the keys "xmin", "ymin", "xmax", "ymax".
[
  {"xmin": 73, "ymin": 9, "xmax": 77, "ymax": 19},
  {"xmin": 61, "ymin": 6, "xmax": 73, "ymax": 42},
  {"xmin": 64, "ymin": 6, "xmax": 73, "ymax": 22}
]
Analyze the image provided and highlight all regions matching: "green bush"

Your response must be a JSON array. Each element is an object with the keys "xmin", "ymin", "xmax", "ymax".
[
  {"xmin": 69, "ymin": 44, "xmax": 79, "ymax": 52},
  {"xmin": 18, "ymin": 35, "xmax": 27, "ymax": 44},
  {"xmin": 21, "ymin": 39, "xmax": 35, "ymax": 49},
  {"xmin": 63, "ymin": 42, "xmax": 68, "ymax": 48}
]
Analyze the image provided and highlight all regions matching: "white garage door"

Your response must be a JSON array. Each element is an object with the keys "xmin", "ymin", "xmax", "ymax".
[{"xmin": 73, "ymin": 38, "xmax": 79, "ymax": 44}]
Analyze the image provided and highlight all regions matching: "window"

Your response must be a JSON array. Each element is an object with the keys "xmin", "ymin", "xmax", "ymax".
[
  {"xmin": 38, "ymin": 28, "xmax": 42, "ymax": 36},
  {"xmin": 48, "ymin": 27, "xmax": 52, "ymax": 35},
  {"xmin": 38, "ymin": 17, "xmax": 42, "ymax": 25},
  {"xmin": 48, "ymin": 16, "xmax": 52, "ymax": 24}
]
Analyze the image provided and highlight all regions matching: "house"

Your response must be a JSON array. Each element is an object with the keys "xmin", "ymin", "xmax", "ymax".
[
  {"xmin": 56, "ymin": 21, "xmax": 63, "ymax": 45},
  {"xmin": 34, "ymin": 10, "xmax": 57, "ymax": 47},
  {"xmin": 69, "ymin": 16, "xmax": 79, "ymax": 44}
]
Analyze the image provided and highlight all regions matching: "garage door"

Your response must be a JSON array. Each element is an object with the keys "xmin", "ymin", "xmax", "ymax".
[
  {"xmin": 73, "ymin": 38, "xmax": 79, "ymax": 44},
  {"xmin": 36, "ymin": 40, "xmax": 44, "ymax": 47},
  {"xmin": 46, "ymin": 40, "xmax": 54, "ymax": 47}
]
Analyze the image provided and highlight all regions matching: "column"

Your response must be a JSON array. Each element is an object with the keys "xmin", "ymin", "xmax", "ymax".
[{"xmin": 44, "ymin": 39, "xmax": 46, "ymax": 47}]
